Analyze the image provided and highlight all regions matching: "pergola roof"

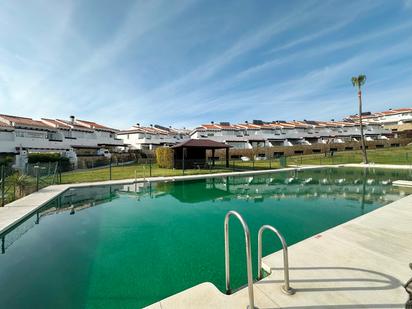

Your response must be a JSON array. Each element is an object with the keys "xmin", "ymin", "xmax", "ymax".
[{"xmin": 171, "ymin": 139, "xmax": 231, "ymax": 149}]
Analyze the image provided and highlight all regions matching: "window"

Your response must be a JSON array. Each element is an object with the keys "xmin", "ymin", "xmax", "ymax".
[{"xmin": 16, "ymin": 131, "xmax": 47, "ymax": 139}]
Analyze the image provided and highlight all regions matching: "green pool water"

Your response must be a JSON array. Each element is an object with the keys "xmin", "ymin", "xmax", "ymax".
[{"xmin": 0, "ymin": 167, "xmax": 410, "ymax": 308}]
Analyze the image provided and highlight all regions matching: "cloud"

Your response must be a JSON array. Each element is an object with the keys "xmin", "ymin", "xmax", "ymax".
[{"xmin": 0, "ymin": 0, "xmax": 411, "ymax": 129}]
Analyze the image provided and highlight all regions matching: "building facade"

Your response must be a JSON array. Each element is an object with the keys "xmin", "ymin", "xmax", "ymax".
[
  {"xmin": 345, "ymin": 107, "xmax": 412, "ymax": 126},
  {"xmin": 117, "ymin": 124, "xmax": 190, "ymax": 150},
  {"xmin": 0, "ymin": 114, "xmax": 124, "ymax": 159},
  {"xmin": 190, "ymin": 120, "xmax": 390, "ymax": 149}
]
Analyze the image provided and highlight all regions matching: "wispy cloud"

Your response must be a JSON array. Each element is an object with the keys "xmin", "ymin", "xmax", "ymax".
[
  {"xmin": 404, "ymin": 0, "xmax": 412, "ymax": 9},
  {"xmin": 0, "ymin": 0, "xmax": 410, "ymax": 129}
]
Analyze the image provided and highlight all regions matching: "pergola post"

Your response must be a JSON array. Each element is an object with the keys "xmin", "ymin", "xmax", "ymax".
[
  {"xmin": 212, "ymin": 149, "xmax": 215, "ymax": 167},
  {"xmin": 182, "ymin": 147, "xmax": 185, "ymax": 174},
  {"xmin": 225, "ymin": 147, "xmax": 229, "ymax": 167}
]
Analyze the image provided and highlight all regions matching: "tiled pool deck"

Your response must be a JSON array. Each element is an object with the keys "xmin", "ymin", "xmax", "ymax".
[{"xmin": 1, "ymin": 164, "xmax": 412, "ymax": 308}]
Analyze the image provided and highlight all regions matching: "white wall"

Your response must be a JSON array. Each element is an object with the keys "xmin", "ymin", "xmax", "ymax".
[
  {"xmin": 189, "ymin": 123, "xmax": 392, "ymax": 147},
  {"xmin": 0, "ymin": 127, "xmax": 123, "ymax": 154},
  {"xmin": 117, "ymin": 132, "xmax": 186, "ymax": 150}
]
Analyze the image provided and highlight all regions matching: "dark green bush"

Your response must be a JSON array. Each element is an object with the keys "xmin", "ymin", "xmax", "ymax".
[
  {"xmin": 28, "ymin": 153, "xmax": 61, "ymax": 163},
  {"xmin": 58, "ymin": 157, "xmax": 73, "ymax": 172},
  {"xmin": 28, "ymin": 153, "xmax": 74, "ymax": 172},
  {"xmin": 0, "ymin": 155, "xmax": 14, "ymax": 166}
]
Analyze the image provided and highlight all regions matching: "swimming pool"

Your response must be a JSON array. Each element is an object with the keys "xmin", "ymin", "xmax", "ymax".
[{"xmin": 0, "ymin": 167, "xmax": 410, "ymax": 308}]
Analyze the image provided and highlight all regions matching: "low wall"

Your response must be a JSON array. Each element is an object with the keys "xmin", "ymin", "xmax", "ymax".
[{"xmin": 212, "ymin": 137, "xmax": 412, "ymax": 159}]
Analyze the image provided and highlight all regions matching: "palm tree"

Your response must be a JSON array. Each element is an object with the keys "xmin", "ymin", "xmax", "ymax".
[
  {"xmin": 351, "ymin": 74, "xmax": 368, "ymax": 164},
  {"xmin": 9, "ymin": 172, "xmax": 31, "ymax": 200}
]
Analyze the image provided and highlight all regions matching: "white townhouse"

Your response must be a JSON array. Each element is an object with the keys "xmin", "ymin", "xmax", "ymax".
[
  {"xmin": 345, "ymin": 107, "xmax": 412, "ymax": 126},
  {"xmin": 0, "ymin": 114, "xmax": 123, "ymax": 155},
  {"xmin": 117, "ymin": 124, "xmax": 190, "ymax": 150},
  {"xmin": 190, "ymin": 121, "xmax": 310, "ymax": 149},
  {"xmin": 190, "ymin": 120, "xmax": 391, "ymax": 149},
  {"xmin": 0, "ymin": 121, "xmax": 16, "ymax": 154}
]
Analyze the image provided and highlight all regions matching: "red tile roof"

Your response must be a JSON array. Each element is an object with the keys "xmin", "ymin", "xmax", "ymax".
[
  {"xmin": 0, "ymin": 114, "xmax": 50, "ymax": 129},
  {"xmin": 55, "ymin": 119, "xmax": 94, "ymax": 132},
  {"xmin": 76, "ymin": 119, "xmax": 118, "ymax": 132},
  {"xmin": 41, "ymin": 118, "xmax": 72, "ymax": 129},
  {"xmin": 117, "ymin": 126, "xmax": 175, "ymax": 135},
  {"xmin": 0, "ymin": 121, "xmax": 14, "ymax": 131},
  {"xmin": 346, "ymin": 107, "xmax": 412, "ymax": 119},
  {"xmin": 236, "ymin": 124, "xmax": 261, "ymax": 129},
  {"xmin": 199, "ymin": 124, "xmax": 223, "ymax": 130}
]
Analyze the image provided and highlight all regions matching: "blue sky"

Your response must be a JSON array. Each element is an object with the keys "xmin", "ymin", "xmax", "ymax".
[{"xmin": 0, "ymin": 0, "xmax": 411, "ymax": 129}]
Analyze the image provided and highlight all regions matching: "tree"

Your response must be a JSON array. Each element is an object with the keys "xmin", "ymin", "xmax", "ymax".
[
  {"xmin": 351, "ymin": 74, "xmax": 368, "ymax": 164},
  {"xmin": 9, "ymin": 172, "xmax": 31, "ymax": 200}
]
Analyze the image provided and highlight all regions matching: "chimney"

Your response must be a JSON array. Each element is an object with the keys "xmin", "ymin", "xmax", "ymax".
[
  {"xmin": 211, "ymin": 121, "xmax": 214, "ymax": 124},
  {"xmin": 245, "ymin": 120, "xmax": 248, "ymax": 124},
  {"xmin": 70, "ymin": 115, "xmax": 75, "ymax": 124}
]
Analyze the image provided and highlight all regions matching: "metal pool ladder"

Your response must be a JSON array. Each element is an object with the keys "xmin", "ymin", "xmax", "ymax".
[
  {"xmin": 258, "ymin": 225, "xmax": 295, "ymax": 295},
  {"xmin": 224, "ymin": 210, "xmax": 255, "ymax": 309}
]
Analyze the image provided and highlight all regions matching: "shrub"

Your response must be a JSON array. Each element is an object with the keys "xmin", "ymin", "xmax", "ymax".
[
  {"xmin": 155, "ymin": 147, "xmax": 174, "ymax": 169},
  {"xmin": 58, "ymin": 157, "xmax": 73, "ymax": 172},
  {"xmin": 28, "ymin": 153, "xmax": 74, "ymax": 172},
  {"xmin": 0, "ymin": 155, "xmax": 14, "ymax": 167},
  {"xmin": 28, "ymin": 152, "xmax": 61, "ymax": 163}
]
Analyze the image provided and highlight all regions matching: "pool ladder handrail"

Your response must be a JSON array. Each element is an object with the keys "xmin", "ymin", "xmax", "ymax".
[
  {"xmin": 257, "ymin": 225, "xmax": 295, "ymax": 295},
  {"xmin": 224, "ymin": 210, "xmax": 255, "ymax": 309}
]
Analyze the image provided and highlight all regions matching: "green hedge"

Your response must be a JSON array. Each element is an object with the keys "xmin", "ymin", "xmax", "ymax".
[
  {"xmin": 28, "ymin": 153, "xmax": 61, "ymax": 163},
  {"xmin": 0, "ymin": 155, "xmax": 14, "ymax": 166},
  {"xmin": 28, "ymin": 153, "xmax": 73, "ymax": 172},
  {"xmin": 155, "ymin": 147, "xmax": 174, "ymax": 169},
  {"xmin": 58, "ymin": 157, "xmax": 73, "ymax": 172}
]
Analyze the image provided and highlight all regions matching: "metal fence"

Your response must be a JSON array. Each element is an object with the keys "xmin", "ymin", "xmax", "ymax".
[
  {"xmin": 286, "ymin": 150, "xmax": 412, "ymax": 166},
  {"xmin": 0, "ymin": 164, "xmax": 15, "ymax": 207},
  {"xmin": 5, "ymin": 147, "xmax": 412, "ymax": 205},
  {"xmin": 1, "ymin": 162, "xmax": 60, "ymax": 207},
  {"xmin": 24, "ymin": 162, "xmax": 60, "ymax": 190}
]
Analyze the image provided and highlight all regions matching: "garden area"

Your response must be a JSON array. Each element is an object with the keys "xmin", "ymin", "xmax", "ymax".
[{"xmin": 2, "ymin": 144, "xmax": 412, "ymax": 205}]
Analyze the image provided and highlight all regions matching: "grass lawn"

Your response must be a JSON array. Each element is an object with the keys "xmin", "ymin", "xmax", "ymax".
[
  {"xmin": 286, "ymin": 145, "xmax": 412, "ymax": 166},
  {"xmin": 59, "ymin": 145, "xmax": 412, "ymax": 184},
  {"xmin": 60, "ymin": 162, "xmax": 231, "ymax": 184}
]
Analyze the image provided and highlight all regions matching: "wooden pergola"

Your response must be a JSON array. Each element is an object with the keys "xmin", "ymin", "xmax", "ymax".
[{"xmin": 171, "ymin": 139, "xmax": 231, "ymax": 169}]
